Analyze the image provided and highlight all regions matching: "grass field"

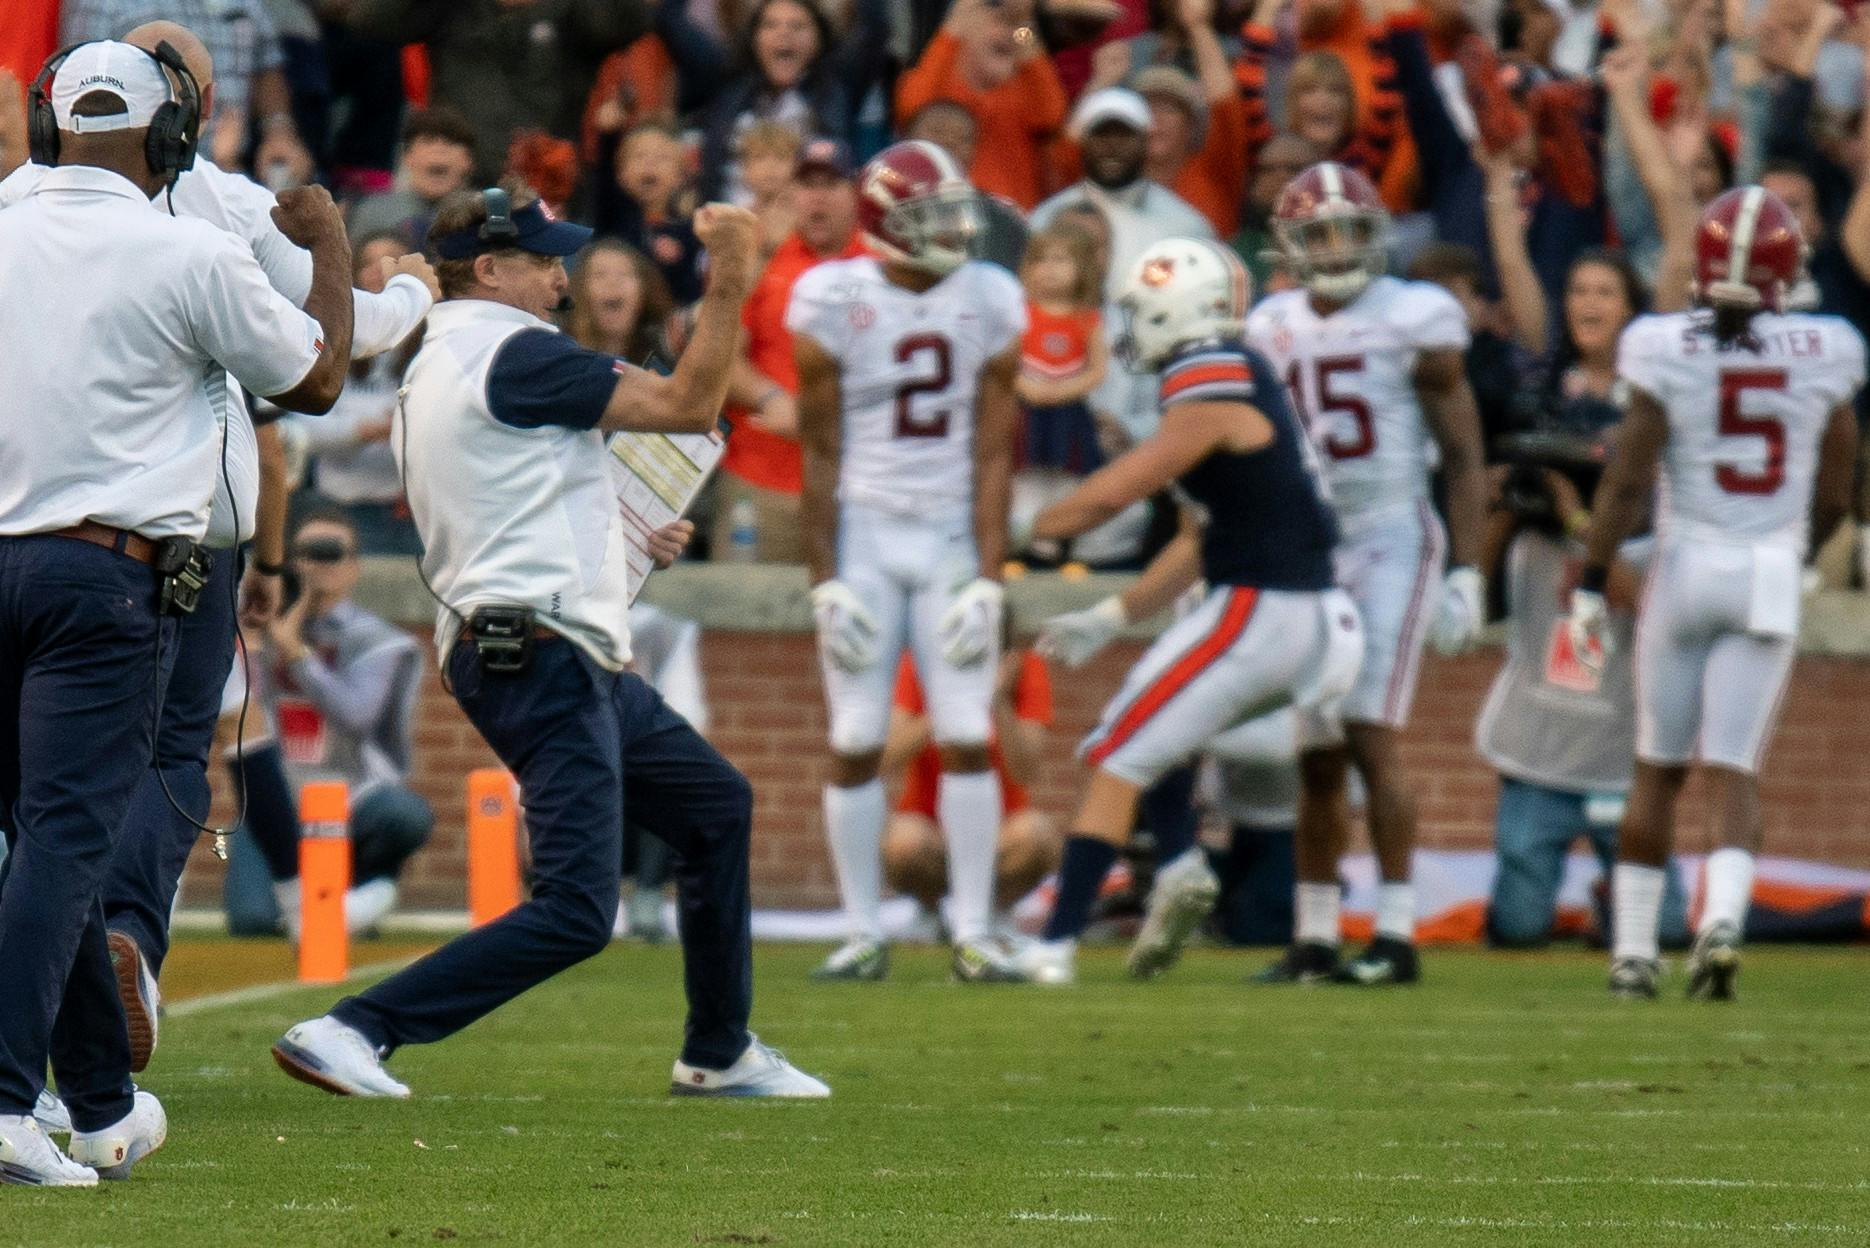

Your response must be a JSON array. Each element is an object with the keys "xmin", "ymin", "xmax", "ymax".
[{"xmin": 9, "ymin": 939, "xmax": 1870, "ymax": 1247}]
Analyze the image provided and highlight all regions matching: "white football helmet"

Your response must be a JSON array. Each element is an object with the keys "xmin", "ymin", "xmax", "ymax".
[{"xmin": 1115, "ymin": 238, "xmax": 1253, "ymax": 370}]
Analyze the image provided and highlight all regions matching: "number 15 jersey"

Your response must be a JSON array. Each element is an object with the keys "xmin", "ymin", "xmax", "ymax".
[
  {"xmin": 1617, "ymin": 310, "xmax": 1865, "ymax": 554},
  {"xmin": 786, "ymin": 256, "xmax": 1026, "ymax": 514},
  {"xmin": 1245, "ymin": 276, "xmax": 1469, "ymax": 529}
]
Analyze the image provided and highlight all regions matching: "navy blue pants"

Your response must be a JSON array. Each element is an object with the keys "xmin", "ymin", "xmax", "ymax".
[
  {"xmin": 0, "ymin": 536, "xmax": 175, "ymax": 1129},
  {"xmin": 333, "ymin": 636, "xmax": 753, "ymax": 1070},
  {"xmin": 101, "ymin": 548, "xmax": 240, "ymax": 975}
]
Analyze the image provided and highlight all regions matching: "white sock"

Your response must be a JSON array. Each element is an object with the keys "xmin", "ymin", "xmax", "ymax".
[
  {"xmin": 1700, "ymin": 848, "xmax": 1756, "ymax": 935},
  {"xmin": 1295, "ymin": 881, "xmax": 1341, "ymax": 947},
  {"xmin": 1612, "ymin": 862, "xmax": 1665, "ymax": 962},
  {"xmin": 937, "ymin": 770, "xmax": 1002, "ymax": 945},
  {"xmin": 823, "ymin": 780, "xmax": 886, "ymax": 942},
  {"xmin": 1376, "ymin": 882, "xmax": 1416, "ymax": 943}
]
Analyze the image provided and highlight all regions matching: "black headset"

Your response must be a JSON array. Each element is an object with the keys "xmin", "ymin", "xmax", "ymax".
[
  {"xmin": 27, "ymin": 40, "xmax": 201, "ymax": 185},
  {"xmin": 479, "ymin": 187, "xmax": 519, "ymax": 244}
]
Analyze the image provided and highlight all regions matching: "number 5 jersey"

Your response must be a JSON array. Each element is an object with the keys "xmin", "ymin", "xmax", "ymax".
[{"xmin": 1617, "ymin": 310, "xmax": 1865, "ymax": 555}]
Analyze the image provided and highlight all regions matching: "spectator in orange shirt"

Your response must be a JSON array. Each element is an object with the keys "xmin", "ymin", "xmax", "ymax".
[
  {"xmin": 716, "ymin": 138, "xmax": 866, "ymax": 561},
  {"xmin": 1235, "ymin": 0, "xmax": 1418, "ymax": 213},
  {"xmin": 895, "ymin": 0, "xmax": 1070, "ymax": 211},
  {"xmin": 882, "ymin": 626, "xmax": 1062, "ymax": 934}
]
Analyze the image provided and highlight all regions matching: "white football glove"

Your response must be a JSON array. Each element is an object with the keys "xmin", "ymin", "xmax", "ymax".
[
  {"xmin": 1429, "ymin": 565, "xmax": 1486, "ymax": 656},
  {"xmin": 938, "ymin": 578, "xmax": 1004, "ymax": 668},
  {"xmin": 1036, "ymin": 596, "xmax": 1127, "ymax": 669},
  {"xmin": 810, "ymin": 580, "xmax": 880, "ymax": 674},
  {"xmin": 1566, "ymin": 588, "xmax": 1610, "ymax": 673}
]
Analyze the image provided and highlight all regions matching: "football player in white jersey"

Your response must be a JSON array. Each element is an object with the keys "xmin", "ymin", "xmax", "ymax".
[
  {"xmin": 1243, "ymin": 162, "xmax": 1490, "ymax": 986},
  {"xmin": 790, "ymin": 141, "xmax": 1029, "ymax": 983},
  {"xmin": 1570, "ymin": 187, "xmax": 1863, "ymax": 1001}
]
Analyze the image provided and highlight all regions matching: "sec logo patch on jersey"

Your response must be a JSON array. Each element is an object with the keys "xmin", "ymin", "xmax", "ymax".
[{"xmin": 849, "ymin": 303, "xmax": 876, "ymax": 330}]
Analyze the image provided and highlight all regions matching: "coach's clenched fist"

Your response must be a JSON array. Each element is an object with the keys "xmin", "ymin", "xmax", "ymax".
[
  {"xmin": 694, "ymin": 203, "xmax": 761, "ymax": 302},
  {"xmin": 271, "ymin": 184, "xmax": 348, "ymax": 251}
]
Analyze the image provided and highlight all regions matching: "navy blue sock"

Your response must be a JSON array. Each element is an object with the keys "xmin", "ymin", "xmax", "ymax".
[
  {"xmin": 1044, "ymin": 836, "xmax": 1119, "ymax": 941},
  {"xmin": 1141, "ymin": 767, "xmax": 1198, "ymax": 863}
]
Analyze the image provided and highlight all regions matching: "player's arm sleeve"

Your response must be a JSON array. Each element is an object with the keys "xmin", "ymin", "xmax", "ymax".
[
  {"xmin": 484, "ymin": 329, "xmax": 622, "ymax": 430},
  {"xmin": 1159, "ymin": 350, "xmax": 1259, "ymax": 409},
  {"xmin": 987, "ymin": 269, "xmax": 1030, "ymax": 356},
  {"xmin": 1822, "ymin": 323, "xmax": 1868, "ymax": 407},
  {"xmin": 783, "ymin": 268, "xmax": 849, "ymax": 357},
  {"xmin": 1612, "ymin": 317, "xmax": 1668, "ymax": 406},
  {"xmin": 189, "ymin": 231, "xmax": 325, "ymax": 400},
  {"xmin": 1401, "ymin": 283, "xmax": 1471, "ymax": 352}
]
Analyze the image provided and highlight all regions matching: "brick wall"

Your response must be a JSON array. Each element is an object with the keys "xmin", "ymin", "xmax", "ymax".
[{"xmin": 186, "ymin": 631, "xmax": 1870, "ymax": 910}]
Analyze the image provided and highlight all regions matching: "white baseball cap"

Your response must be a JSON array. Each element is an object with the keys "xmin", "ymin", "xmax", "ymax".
[
  {"xmin": 50, "ymin": 41, "xmax": 174, "ymax": 135},
  {"xmin": 1068, "ymin": 87, "xmax": 1151, "ymax": 141}
]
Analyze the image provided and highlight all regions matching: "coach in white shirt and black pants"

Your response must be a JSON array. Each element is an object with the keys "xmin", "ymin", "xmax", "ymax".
[
  {"xmin": 270, "ymin": 188, "xmax": 830, "ymax": 1101},
  {"xmin": 0, "ymin": 41, "xmax": 352, "ymax": 1185},
  {"xmin": 0, "ymin": 22, "xmax": 438, "ymax": 1077}
]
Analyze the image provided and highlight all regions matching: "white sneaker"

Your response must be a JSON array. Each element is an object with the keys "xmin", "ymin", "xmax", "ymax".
[
  {"xmin": 671, "ymin": 1037, "xmax": 830, "ymax": 1098},
  {"xmin": 1012, "ymin": 937, "xmax": 1077, "ymax": 985},
  {"xmin": 1127, "ymin": 848, "xmax": 1220, "ymax": 980},
  {"xmin": 107, "ymin": 929, "xmax": 161, "ymax": 1072},
  {"xmin": 68, "ymin": 1089, "xmax": 166, "ymax": 1180},
  {"xmin": 272, "ymin": 1015, "xmax": 412, "ymax": 1098},
  {"xmin": 345, "ymin": 878, "xmax": 399, "ymax": 935},
  {"xmin": 32, "ymin": 1089, "xmax": 71, "ymax": 1136},
  {"xmin": 273, "ymin": 876, "xmax": 302, "ymax": 943},
  {"xmin": 0, "ymin": 1114, "xmax": 97, "ymax": 1186}
]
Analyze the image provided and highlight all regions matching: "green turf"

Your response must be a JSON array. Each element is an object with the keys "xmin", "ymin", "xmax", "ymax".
[{"xmin": 9, "ymin": 942, "xmax": 1870, "ymax": 1246}]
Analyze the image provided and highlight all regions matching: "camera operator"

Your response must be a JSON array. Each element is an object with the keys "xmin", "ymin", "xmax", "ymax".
[{"xmin": 1477, "ymin": 430, "xmax": 1688, "ymax": 950}]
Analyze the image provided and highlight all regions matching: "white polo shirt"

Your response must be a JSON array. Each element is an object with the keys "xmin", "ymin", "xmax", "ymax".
[
  {"xmin": 0, "ymin": 159, "xmax": 432, "ymax": 547},
  {"xmin": 0, "ymin": 165, "xmax": 324, "ymax": 542}
]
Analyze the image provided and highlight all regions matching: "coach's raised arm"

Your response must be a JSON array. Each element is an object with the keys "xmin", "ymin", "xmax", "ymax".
[{"xmin": 0, "ymin": 39, "xmax": 353, "ymax": 1185}]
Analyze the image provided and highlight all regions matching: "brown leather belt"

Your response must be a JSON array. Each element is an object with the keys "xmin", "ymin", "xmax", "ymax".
[{"xmin": 49, "ymin": 521, "xmax": 157, "ymax": 565}]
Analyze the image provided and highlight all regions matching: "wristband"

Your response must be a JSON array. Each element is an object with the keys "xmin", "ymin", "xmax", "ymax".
[
  {"xmin": 254, "ymin": 558, "xmax": 286, "ymax": 576},
  {"xmin": 1578, "ymin": 564, "xmax": 1609, "ymax": 594}
]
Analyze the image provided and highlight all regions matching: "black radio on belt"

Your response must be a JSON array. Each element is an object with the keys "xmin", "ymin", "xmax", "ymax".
[
  {"xmin": 154, "ymin": 538, "xmax": 212, "ymax": 617},
  {"xmin": 467, "ymin": 605, "xmax": 535, "ymax": 673}
]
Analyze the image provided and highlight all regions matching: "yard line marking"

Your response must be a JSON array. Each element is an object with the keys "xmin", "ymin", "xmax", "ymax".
[{"xmin": 166, "ymin": 956, "xmax": 419, "ymax": 1018}]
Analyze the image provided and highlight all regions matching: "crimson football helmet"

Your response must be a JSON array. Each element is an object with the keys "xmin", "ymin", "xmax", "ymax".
[
  {"xmin": 855, "ymin": 140, "xmax": 980, "ymax": 276},
  {"xmin": 1695, "ymin": 185, "xmax": 1803, "ymax": 314},
  {"xmin": 1271, "ymin": 161, "xmax": 1391, "ymax": 303}
]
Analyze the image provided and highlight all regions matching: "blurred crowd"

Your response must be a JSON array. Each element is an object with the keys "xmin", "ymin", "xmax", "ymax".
[{"xmin": 4, "ymin": 0, "xmax": 1866, "ymax": 577}]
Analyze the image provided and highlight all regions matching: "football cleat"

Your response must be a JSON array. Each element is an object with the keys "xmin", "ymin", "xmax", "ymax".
[
  {"xmin": 68, "ymin": 1090, "xmax": 166, "ymax": 1181},
  {"xmin": 0, "ymin": 1114, "xmax": 96, "ymax": 1187},
  {"xmin": 809, "ymin": 939, "xmax": 889, "ymax": 982},
  {"xmin": 107, "ymin": 929, "xmax": 160, "ymax": 1073},
  {"xmin": 951, "ymin": 938, "xmax": 1028, "ymax": 984},
  {"xmin": 1336, "ymin": 936, "xmax": 1421, "ymax": 986},
  {"xmin": 1686, "ymin": 922, "xmax": 1741, "ymax": 1001},
  {"xmin": 1250, "ymin": 941, "xmax": 1341, "ymax": 984},
  {"xmin": 1608, "ymin": 956, "xmax": 1661, "ymax": 1000},
  {"xmin": 1127, "ymin": 848, "xmax": 1220, "ymax": 980},
  {"xmin": 671, "ymin": 1037, "xmax": 830, "ymax": 1098},
  {"xmin": 272, "ymin": 1015, "xmax": 412, "ymax": 1098},
  {"xmin": 1011, "ymin": 938, "xmax": 1077, "ymax": 985},
  {"xmin": 33, "ymin": 1089, "xmax": 71, "ymax": 1136}
]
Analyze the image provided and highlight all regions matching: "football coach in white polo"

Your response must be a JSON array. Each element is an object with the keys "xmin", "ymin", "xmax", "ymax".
[
  {"xmin": 271, "ymin": 187, "xmax": 830, "ymax": 1102},
  {"xmin": 0, "ymin": 40, "xmax": 353, "ymax": 1185}
]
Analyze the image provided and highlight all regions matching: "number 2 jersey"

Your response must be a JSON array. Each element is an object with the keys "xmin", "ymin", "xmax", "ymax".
[
  {"xmin": 1617, "ymin": 310, "xmax": 1865, "ymax": 555},
  {"xmin": 1244, "ymin": 276, "xmax": 1469, "ymax": 529},
  {"xmin": 1159, "ymin": 340, "xmax": 1338, "ymax": 591},
  {"xmin": 785, "ymin": 257, "xmax": 1026, "ymax": 513}
]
